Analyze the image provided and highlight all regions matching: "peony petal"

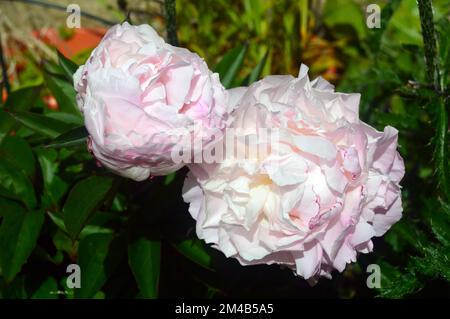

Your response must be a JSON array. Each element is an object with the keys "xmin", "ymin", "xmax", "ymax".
[
  {"xmin": 263, "ymin": 154, "xmax": 309, "ymax": 186},
  {"xmin": 293, "ymin": 241, "xmax": 322, "ymax": 279},
  {"xmin": 370, "ymin": 126, "xmax": 399, "ymax": 174},
  {"xmin": 372, "ymin": 196, "xmax": 403, "ymax": 236},
  {"xmin": 162, "ymin": 62, "xmax": 194, "ymax": 109},
  {"xmin": 292, "ymin": 135, "xmax": 337, "ymax": 160},
  {"xmin": 349, "ymin": 219, "xmax": 376, "ymax": 246},
  {"xmin": 323, "ymin": 162, "xmax": 347, "ymax": 193}
]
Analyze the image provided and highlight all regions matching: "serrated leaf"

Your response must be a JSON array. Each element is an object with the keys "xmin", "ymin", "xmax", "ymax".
[
  {"xmin": 378, "ymin": 269, "xmax": 423, "ymax": 298},
  {"xmin": 214, "ymin": 45, "xmax": 248, "ymax": 89},
  {"xmin": 63, "ymin": 176, "xmax": 114, "ymax": 239},
  {"xmin": 385, "ymin": 220, "xmax": 428, "ymax": 252},
  {"xmin": 441, "ymin": 200, "xmax": 450, "ymax": 218},
  {"xmin": 412, "ymin": 246, "xmax": 450, "ymax": 281},
  {"xmin": 45, "ymin": 126, "xmax": 88, "ymax": 149},
  {"xmin": 0, "ymin": 208, "xmax": 44, "ymax": 282},
  {"xmin": 422, "ymin": 198, "xmax": 450, "ymax": 246}
]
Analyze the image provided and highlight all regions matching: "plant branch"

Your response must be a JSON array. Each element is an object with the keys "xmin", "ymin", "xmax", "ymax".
[
  {"xmin": 418, "ymin": 0, "xmax": 450, "ymax": 200},
  {"xmin": 417, "ymin": 0, "xmax": 441, "ymax": 92},
  {"xmin": 435, "ymin": 96, "xmax": 450, "ymax": 199},
  {"xmin": 164, "ymin": 0, "xmax": 178, "ymax": 46}
]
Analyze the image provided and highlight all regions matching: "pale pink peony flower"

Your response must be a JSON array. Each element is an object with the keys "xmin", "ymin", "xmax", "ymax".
[
  {"xmin": 74, "ymin": 22, "xmax": 230, "ymax": 180},
  {"xmin": 183, "ymin": 65, "xmax": 404, "ymax": 282}
]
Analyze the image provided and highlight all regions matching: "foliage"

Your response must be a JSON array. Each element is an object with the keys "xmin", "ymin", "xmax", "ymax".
[{"xmin": 0, "ymin": 0, "xmax": 448, "ymax": 299}]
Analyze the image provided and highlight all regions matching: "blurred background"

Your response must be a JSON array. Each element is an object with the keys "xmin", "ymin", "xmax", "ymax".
[
  {"xmin": 0, "ymin": 0, "xmax": 449, "ymax": 299},
  {"xmin": 2, "ymin": 0, "xmax": 448, "ymax": 85}
]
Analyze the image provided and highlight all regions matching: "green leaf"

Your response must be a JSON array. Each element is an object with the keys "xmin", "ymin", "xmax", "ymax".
[
  {"xmin": 0, "ymin": 157, "xmax": 36, "ymax": 209},
  {"xmin": 214, "ymin": 45, "xmax": 248, "ymax": 89},
  {"xmin": 128, "ymin": 237, "xmax": 161, "ymax": 298},
  {"xmin": 442, "ymin": 200, "xmax": 450, "ymax": 218},
  {"xmin": 45, "ymin": 112, "xmax": 84, "ymax": 126},
  {"xmin": 79, "ymin": 224, "xmax": 114, "ymax": 238},
  {"xmin": 57, "ymin": 51, "xmax": 79, "ymax": 82},
  {"xmin": 172, "ymin": 238, "xmax": 214, "ymax": 271},
  {"xmin": 0, "ymin": 276, "xmax": 27, "ymax": 298},
  {"xmin": 0, "ymin": 197, "xmax": 22, "ymax": 218},
  {"xmin": 59, "ymin": 276, "xmax": 74, "ymax": 299},
  {"xmin": 242, "ymin": 50, "xmax": 268, "ymax": 86},
  {"xmin": 0, "ymin": 109, "xmax": 16, "ymax": 142},
  {"xmin": 0, "ymin": 136, "xmax": 36, "ymax": 178},
  {"xmin": 384, "ymin": 220, "xmax": 428, "ymax": 252},
  {"xmin": 76, "ymin": 233, "xmax": 125, "ymax": 298},
  {"xmin": 0, "ymin": 208, "xmax": 44, "ymax": 281},
  {"xmin": 63, "ymin": 176, "xmax": 114, "ymax": 239},
  {"xmin": 45, "ymin": 126, "xmax": 88, "ymax": 149},
  {"xmin": 31, "ymin": 277, "xmax": 58, "ymax": 299},
  {"xmin": 412, "ymin": 245, "xmax": 450, "ymax": 281},
  {"xmin": 3, "ymin": 85, "xmax": 42, "ymax": 111},
  {"xmin": 163, "ymin": 172, "xmax": 176, "ymax": 186},
  {"xmin": 385, "ymin": 0, "xmax": 423, "ymax": 46},
  {"xmin": 422, "ymin": 198, "xmax": 450, "ymax": 246},
  {"xmin": 7, "ymin": 111, "xmax": 72, "ymax": 139},
  {"xmin": 35, "ymin": 149, "xmax": 68, "ymax": 208},
  {"xmin": 52, "ymin": 229, "xmax": 77, "ymax": 259},
  {"xmin": 377, "ymin": 262, "xmax": 423, "ymax": 298},
  {"xmin": 47, "ymin": 211, "xmax": 69, "ymax": 233},
  {"xmin": 49, "ymin": 210, "xmax": 115, "ymax": 240},
  {"xmin": 322, "ymin": 0, "xmax": 367, "ymax": 40},
  {"xmin": 365, "ymin": 0, "xmax": 402, "ymax": 53},
  {"xmin": 44, "ymin": 73, "xmax": 79, "ymax": 115}
]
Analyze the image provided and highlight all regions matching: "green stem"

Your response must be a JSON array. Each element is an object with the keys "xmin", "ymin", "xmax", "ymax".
[
  {"xmin": 417, "ymin": 0, "xmax": 441, "ymax": 91},
  {"xmin": 164, "ymin": 0, "xmax": 179, "ymax": 46},
  {"xmin": 418, "ymin": 0, "xmax": 449, "ymax": 200},
  {"xmin": 436, "ymin": 96, "xmax": 450, "ymax": 198}
]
